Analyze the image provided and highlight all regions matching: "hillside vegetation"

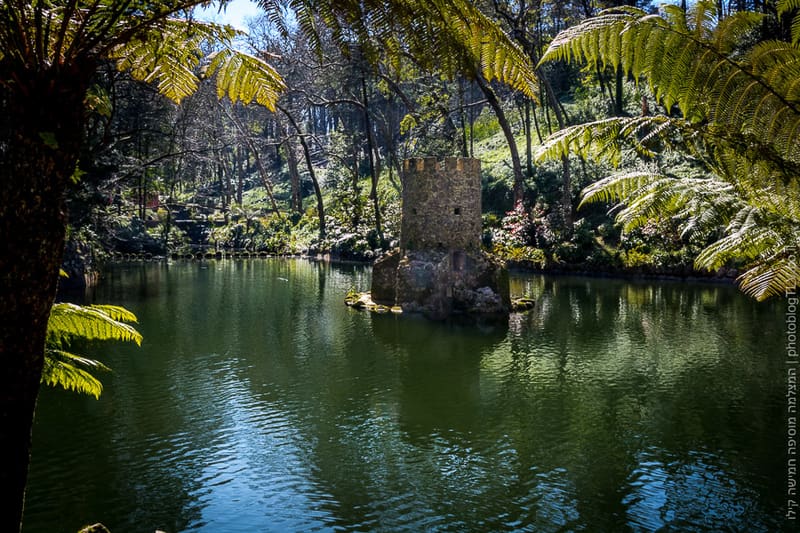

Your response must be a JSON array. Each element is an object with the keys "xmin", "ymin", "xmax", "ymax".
[{"xmin": 63, "ymin": 1, "xmax": 798, "ymax": 295}]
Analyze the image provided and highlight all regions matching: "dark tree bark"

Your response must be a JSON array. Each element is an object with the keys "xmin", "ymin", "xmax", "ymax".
[
  {"xmin": 475, "ymin": 73, "xmax": 526, "ymax": 206},
  {"xmin": 0, "ymin": 67, "xmax": 91, "ymax": 533},
  {"xmin": 458, "ymin": 78, "xmax": 470, "ymax": 158},
  {"xmin": 278, "ymin": 106, "xmax": 326, "ymax": 238},
  {"xmin": 282, "ymin": 134, "xmax": 302, "ymax": 214},
  {"xmin": 523, "ymin": 100, "xmax": 534, "ymax": 180},
  {"xmin": 361, "ymin": 76, "xmax": 384, "ymax": 244},
  {"xmin": 614, "ymin": 67, "xmax": 624, "ymax": 116}
]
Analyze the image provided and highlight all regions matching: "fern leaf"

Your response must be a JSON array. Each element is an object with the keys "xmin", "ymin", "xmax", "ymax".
[
  {"xmin": 737, "ymin": 258, "xmax": 800, "ymax": 301},
  {"xmin": 88, "ymin": 305, "xmax": 139, "ymax": 323},
  {"xmin": 435, "ymin": 0, "xmax": 538, "ymax": 98},
  {"xmin": 538, "ymin": 1, "xmax": 800, "ymax": 300},
  {"xmin": 44, "ymin": 302, "xmax": 142, "ymax": 398},
  {"xmin": 205, "ymin": 48, "xmax": 285, "ymax": 110},
  {"xmin": 777, "ymin": 0, "xmax": 800, "ymax": 44},
  {"xmin": 579, "ymin": 171, "xmax": 664, "ymax": 208},
  {"xmin": 110, "ymin": 18, "xmax": 284, "ymax": 108},
  {"xmin": 42, "ymin": 349, "xmax": 108, "ymax": 399},
  {"xmin": 48, "ymin": 302, "xmax": 142, "ymax": 347}
]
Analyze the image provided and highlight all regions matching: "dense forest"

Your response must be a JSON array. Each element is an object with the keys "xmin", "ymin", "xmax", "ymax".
[
  {"xmin": 47, "ymin": 1, "xmax": 797, "ymax": 303},
  {"xmin": 62, "ymin": 1, "xmax": 637, "ymax": 272},
  {"xmin": 45, "ymin": 3, "xmax": 699, "ymax": 270},
  {"xmin": 1, "ymin": 1, "xmax": 799, "ymax": 531}
]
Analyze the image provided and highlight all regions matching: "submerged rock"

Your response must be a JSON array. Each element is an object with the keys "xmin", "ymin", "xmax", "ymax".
[
  {"xmin": 345, "ymin": 291, "xmax": 402, "ymax": 314},
  {"xmin": 511, "ymin": 297, "xmax": 535, "ymax": 312}
]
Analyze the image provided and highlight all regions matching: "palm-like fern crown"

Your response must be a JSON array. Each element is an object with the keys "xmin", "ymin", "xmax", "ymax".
[{"xmin": 536, "ymin": 1, "xmax": 800, "ymax": 300}]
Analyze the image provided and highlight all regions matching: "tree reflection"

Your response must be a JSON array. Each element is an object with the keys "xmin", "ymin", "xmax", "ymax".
[{"xmin": 26, "ymin": 265, "xmax": 789, "ymax": 532}]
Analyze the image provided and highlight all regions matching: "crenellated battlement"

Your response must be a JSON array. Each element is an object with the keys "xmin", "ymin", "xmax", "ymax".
[{"xmin": 402, "ymin": 157, "xmax": 481, "ymax": 174}]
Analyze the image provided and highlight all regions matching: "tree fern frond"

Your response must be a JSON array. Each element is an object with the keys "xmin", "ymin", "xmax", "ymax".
[
  {"xmin": 47, "ymin": 302, "xmax": 142, "ymax": 347},
  {"xmin": 778, "ymin": 0, "xmax": 800, "ymax": 14},
  {"xmin": 257, "ymin": 0, "xmax": 291, "ymax": 39},
  {"xmin": 711, "ymin": 9, "xmax": 762, "ymax": 53},
  {"xmin": 87, "ymin": 305, "xmax": 138, "ymax": 323},
  {"xmin": 695, "ymin": 222, "xmax": 778, "ymax": 270},
  {"xmin": 777, "ymin": 0, "xmax": 800, "ymax": 44},
  {"xmin": 579, "ymin": 171, "xmax": 665, "ymax": 208},
  {"xmin": 43, "ymin": 303, "xmax": 141, "ymax": 398},
  {"xmin": 205, "ymin": 48, "xmax": 285, "ymax": 110},
  {"xmin": 737, "ymin": 258, "xmax": 800, "ymax": 300},
  {"xmin": 110, "ymin": 17, "xmax": 284, "ymax": 108},
  {"xmin": 110, "ymin": 18, "xmax": 219, "ymax": 103},
  {"xmin": 47, "ymin": 349, "xmax": 112, "ymax": 373},
  {"xmin": 534, "ymin": 116, "xmax": 678, "ymax": 167},
  {"xmin": 539, "ymin": 3, "xmax": 797, "ymax": 151},
  {"xmin": 433, "ymin": 0, "xmax": 538, "ymax": 98},
  {"xmin": 539, "ymin": 1, "xmax": 800, "ymax": 300},
  {"xmin": 42, "ymin": 349, "xmax": 106, "ymax": 399}
]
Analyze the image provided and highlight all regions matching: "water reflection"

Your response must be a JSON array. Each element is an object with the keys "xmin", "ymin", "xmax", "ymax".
[{"xmin": 25, "ymin": 262, "xmax": 790, "ymax": 532}]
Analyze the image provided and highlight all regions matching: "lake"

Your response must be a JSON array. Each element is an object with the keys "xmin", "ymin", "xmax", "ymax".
[{"xmin": 24, "ymin": 259, "xmax": 792, "ymax": 532}]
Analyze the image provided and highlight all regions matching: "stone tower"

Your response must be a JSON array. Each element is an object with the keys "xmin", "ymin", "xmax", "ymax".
[
  {"xmin": 399, "ymin": 157, "xmax": 482, "ymax": 253},
  {"xmin": 372, "ymin": 157, "xmax": 509, "ymax": 319}
]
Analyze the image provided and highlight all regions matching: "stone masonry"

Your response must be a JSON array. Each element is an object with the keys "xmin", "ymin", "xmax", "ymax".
[
  {"xmin": 371, "ymin": 157, "xmax": 510, "ymax": 319},
  {"xmin": 400, "ymin": 157, "xmax": 482, "ymax": 252}
]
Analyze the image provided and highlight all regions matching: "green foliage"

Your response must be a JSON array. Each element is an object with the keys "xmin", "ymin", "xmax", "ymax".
[
  {"xmin": 492, "ymin": 243, "xmax": 546, "ymax": 268},
  {"xmin": 537, "ymin": 1, "xmax": 800, "ymax": 299},
  {"xmin": 1, "ymin": 3, "xmax": 285, "ymax": 107},
  {"xmin": 111, "ymin": 17, "xmax": 285, "ymax": 108},
  {"xmin": 44, "ymin": 303, "xmax": 142, "ymax": 399},
  {"xmin": 263, "ymin": 0, "xmax": 539, "ymax": 98},
  {"xmin": 489, "ymin": 203, "xmax": 554, "ymax": 267},
  {"xmin": 205, "ymin": 48, "xmax": 285, "ymax": 110},
  {"xmin": 109, "ymin": 216, "xmax": 167, "ymax": 255},
  {"xmin": 779, "ymin": 0, "xmax": 800, "ymax": 44},
  {"xmin": 210, "ymin": 211, "xmax": 295, "ymax": 253}
]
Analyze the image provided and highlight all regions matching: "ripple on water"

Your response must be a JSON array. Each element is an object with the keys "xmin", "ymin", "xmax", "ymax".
[
  {"xmin": 622, "ymin": 448, "xmax": 776, "ymax": 532},
  {"xmin": 23, "ymin": 264, "xmax": 789, "ymax": 532},
  {"xmin": 182, "ymin": 399, "xmax": 341, "ymax": 531}
]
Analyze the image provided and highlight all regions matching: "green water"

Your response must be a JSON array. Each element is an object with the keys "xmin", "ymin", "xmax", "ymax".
[{"xmin": 24, "ymin": 260, "xmax": 791, "ymax": 532}]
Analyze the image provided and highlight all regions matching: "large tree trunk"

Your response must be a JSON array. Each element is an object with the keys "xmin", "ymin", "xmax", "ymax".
[
  {"xmin": 278, "ymin": 105, "xmax": 326, "ymax": 239},
  {"xmin": 475, "ymin": 73, "xmax": 526, "ymax": 206},
  {"xmin": 361, "ymin": 76, "xmax": 383, "ymax": 245},
  {"xmin": 282, "ymin": 135, "xmax": 302, "ymax": 214},
  {"xmin": 0, "ymin": 75, "xmax": 87, "ymax": 532}
]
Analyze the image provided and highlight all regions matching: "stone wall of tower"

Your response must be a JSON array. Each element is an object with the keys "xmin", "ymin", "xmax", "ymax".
[{"xmin": 400, "ymin": 157, "xmax": 482, "ymax": 253}]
